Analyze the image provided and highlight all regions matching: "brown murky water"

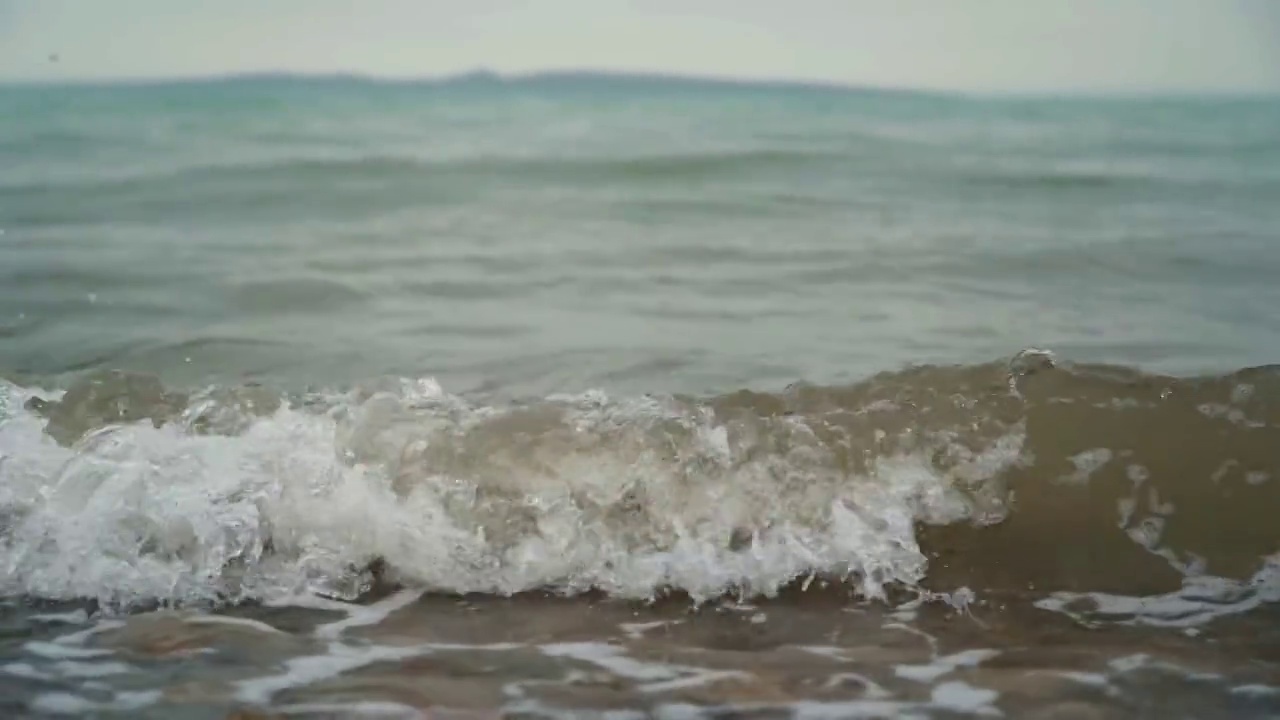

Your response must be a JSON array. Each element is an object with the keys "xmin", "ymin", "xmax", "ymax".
[
  {"xmin": 4, "ymin": 357, "xmax": 1280, "ymax": 717},
  {"xmin": 6, "ymin": 588, "xmax": 1279, "ymax": 719}
]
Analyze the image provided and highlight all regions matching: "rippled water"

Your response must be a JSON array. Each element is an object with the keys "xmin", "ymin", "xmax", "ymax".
[
  {"xmin": 4, "ymin": 74, "xmax": 1280, "ymax": 394},
  {"xmin": 2, "ymin": 73, "xmax": 1280, "ymax": 718}
]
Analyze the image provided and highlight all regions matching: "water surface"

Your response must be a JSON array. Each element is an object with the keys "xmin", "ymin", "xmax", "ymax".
[{"xmin": 2, "ymin": 74, "xmax": 1279, "ymax": 718}]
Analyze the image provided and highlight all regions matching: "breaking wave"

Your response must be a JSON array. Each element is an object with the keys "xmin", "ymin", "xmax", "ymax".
[{"xmin": 1, "ymin": 351, "xmax": 1278, "ymax": 625}]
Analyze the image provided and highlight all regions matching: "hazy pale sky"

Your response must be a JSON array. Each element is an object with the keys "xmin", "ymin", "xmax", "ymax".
[{"xmin": 2, "ymin": 0, "xmax": 1278, "ymax": 92}]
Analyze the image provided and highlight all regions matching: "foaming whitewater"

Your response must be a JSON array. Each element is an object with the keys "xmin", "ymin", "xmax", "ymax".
[
  {"xmin": 2, "ymin": 351, "xmax": 1280, "ymax": 627},
  {"xmin": 0, "ymin": 369, "xmax": 1016, "ymax": 610}
]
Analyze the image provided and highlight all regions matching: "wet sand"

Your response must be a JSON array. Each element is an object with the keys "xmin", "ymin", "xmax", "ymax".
[{"xmin": 5, "ymin": 589, "xmax": 1279, "ymax": 719}]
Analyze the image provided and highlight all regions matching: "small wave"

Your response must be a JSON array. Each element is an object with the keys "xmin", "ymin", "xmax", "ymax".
[
  {"xmin": 3, "ymin": 149, "xmax": 832, "ymax": 195},
  {"xmin": 958, "ymin": 168, "xmax": 1172, "ymax": 191},
  {"xmin": 2, "ymin": 149, "xmax": 837, "ymax": 228},
  {"xmin": 973, "ymin": 171, "xmax": 1132, "ymax": 189},
  {"xmin": 1, "ymin": 353, "xmax": 1278, "ymax": 627},
  {"xmin": 226, "ymin": 277, "xmax": 371, "ymax": 314}
]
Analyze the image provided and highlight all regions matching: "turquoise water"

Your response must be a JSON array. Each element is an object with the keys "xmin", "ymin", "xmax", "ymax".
[{"xmin": 2, "ymin": 75, "xmax": 1280, "ymax": 718}]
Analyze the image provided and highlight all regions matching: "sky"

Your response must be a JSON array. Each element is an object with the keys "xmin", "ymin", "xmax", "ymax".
[{"xmin": 1, "ymin": 0, "xmax": 1278, "ymax": 93}]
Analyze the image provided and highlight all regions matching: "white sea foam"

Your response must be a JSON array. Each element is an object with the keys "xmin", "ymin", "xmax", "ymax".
[
  {"xmin": 1036, "ymin": 554, "xmax": 1280, "ymax": 628},
  {"xmin": 0, "ymin": 377, "xmax": 1020, "ymax": 608},
  {"xmin": 895, "ymin": 648, "xmax": 1001, "ymax": 683}
]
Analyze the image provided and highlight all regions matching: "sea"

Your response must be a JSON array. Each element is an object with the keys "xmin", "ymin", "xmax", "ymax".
[{"xmin": 2, "ymin": 72, "xmax": 1280, "ymax": 719}]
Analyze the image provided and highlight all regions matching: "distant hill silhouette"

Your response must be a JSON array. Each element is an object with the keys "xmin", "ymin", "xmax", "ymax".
[{"xmin": 3, "ymin": 67, "xmax": 947, "ymax": 99}]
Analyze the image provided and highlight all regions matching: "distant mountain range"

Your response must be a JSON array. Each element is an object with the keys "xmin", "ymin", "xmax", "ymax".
[
  {"xmin": 7, "ymin": 69, "xmax": 1274, "ymax": 102},
  {"xmin": 4, "ymin": 67, "xmax": 942, "ymax": 98}
]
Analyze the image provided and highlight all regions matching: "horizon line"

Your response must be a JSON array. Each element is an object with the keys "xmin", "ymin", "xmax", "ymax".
[{"xmin": 2, "ymin": 67, "xmax": 1277, "ymax": 100}]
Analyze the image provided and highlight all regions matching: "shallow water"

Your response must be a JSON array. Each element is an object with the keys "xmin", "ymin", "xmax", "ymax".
[
  {"xmin": 2, "ymin": 74, "xmax": 1280, "ymax": 717},
  {"xmin": 3, "ymin": 358, "xmax": 1280, "ymax": 717},
  {"xmin": 4, "ymin": 590, "xmax": 1280, "ymax": 719}
]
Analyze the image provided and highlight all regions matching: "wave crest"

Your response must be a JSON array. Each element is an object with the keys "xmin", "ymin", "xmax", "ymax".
[{"xmin": 2, "ymin": 354, "xmax": 1278, "ymax": 625}]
